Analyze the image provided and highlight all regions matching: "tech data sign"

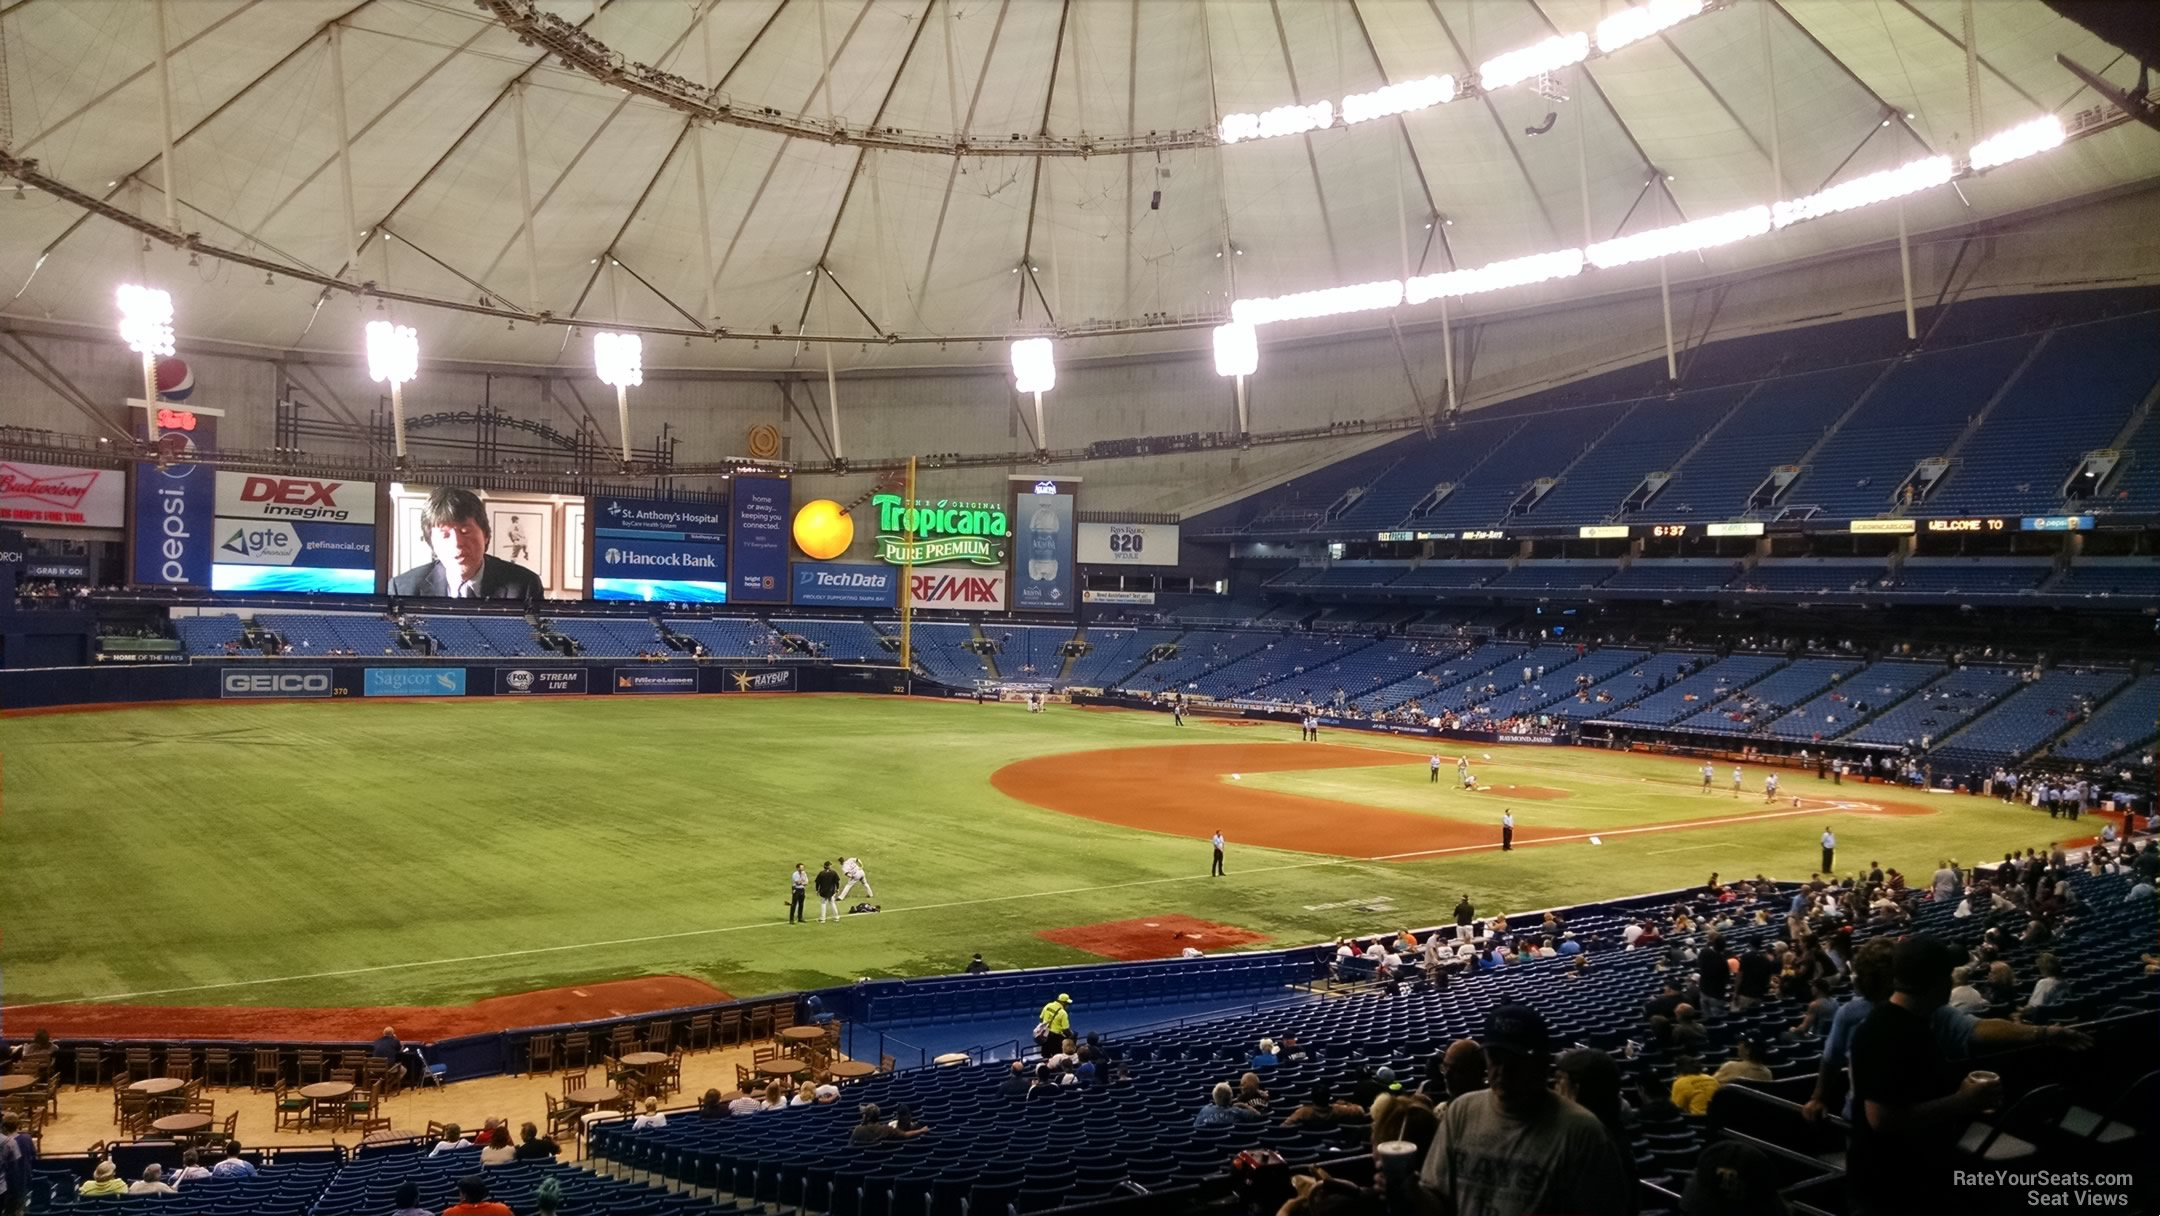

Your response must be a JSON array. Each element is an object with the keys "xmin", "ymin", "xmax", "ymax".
[
  {"xmin": 909, "ymin": 568, "xmax": 1007, "ymax": 611},
  {"xmin": 872, "ymin": 493, "xmax": 1008, "ymax": 566}
]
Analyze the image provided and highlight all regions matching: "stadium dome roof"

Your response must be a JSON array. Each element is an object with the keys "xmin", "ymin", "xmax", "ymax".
[{"xmin": 0, "ymin": 0, "xmax": 2154, "ymax": 372}]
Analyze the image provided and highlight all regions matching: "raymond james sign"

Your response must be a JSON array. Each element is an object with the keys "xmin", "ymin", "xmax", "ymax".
[{"xmin": 872, "ymin": 493, "xmax": 1008, "ymax": 566}]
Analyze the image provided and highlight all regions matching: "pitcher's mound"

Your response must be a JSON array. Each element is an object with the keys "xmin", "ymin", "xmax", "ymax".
[{"xmin": 1039, "ymin": 915, "xmax": 1271, "ymax": 961}]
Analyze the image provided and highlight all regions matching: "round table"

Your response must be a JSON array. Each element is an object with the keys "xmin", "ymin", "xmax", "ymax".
[
  {"xmin": 778, "ymin": 1026, "xmax": 827, "ymax": 1045},
  {"xmin": 152, "ymin": 1113, "xmax": 213, "ymax": 1136},
  {"xmin": 130, "ymin": 1078, "xmax": 186, "ymax": 1096},
  {"xmin": 565, "ymin": 1086, "xmax": 622, "ymax": 1107},
  {"xmin": 0, "ymin": 1076, "xmax": 34, "ymax": 1095},
  {"xmin": 619, "ymin": 1051, "xmax": 668, "ymax": 1067},
  {"xmin": 932, "ymin": 1053, "xmax": 970, "ymax": 1068},
  {"xmin": 298, "ymin": 1082, "xmax": 354, "ymax": 1102},
  {"xmin": 755, "ymin": 1059, "xmax": 807, "ymax": 1080},
  {"xmin": 826, "ymin": 1060, "xmax": 876, "ymax": 1081}
]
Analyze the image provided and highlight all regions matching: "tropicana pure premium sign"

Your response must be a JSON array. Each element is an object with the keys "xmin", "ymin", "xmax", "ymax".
[{"xmin": 872, "ymin": 492, "xmax": 1008, "ymax": 566}]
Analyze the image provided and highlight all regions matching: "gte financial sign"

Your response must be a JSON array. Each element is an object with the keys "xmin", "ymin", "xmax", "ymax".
[
  {"xmin": 872, "ymin": 493, "xmax": 1008, "ymax": 566},
  {"xmin": 216, "ymin": 474, "xmax": 373, "ymax": 523}
]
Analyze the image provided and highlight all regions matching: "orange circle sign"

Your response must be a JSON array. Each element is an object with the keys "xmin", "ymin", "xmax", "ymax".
[{"xmin": 792, "ymin": 499, "xmax": 854, "ymax": 560}]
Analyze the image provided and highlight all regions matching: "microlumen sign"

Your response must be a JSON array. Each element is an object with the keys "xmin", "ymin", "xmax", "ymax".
[{"xmin": 872, "ymin": 493, "xmax": 1009, "ymax": 566}]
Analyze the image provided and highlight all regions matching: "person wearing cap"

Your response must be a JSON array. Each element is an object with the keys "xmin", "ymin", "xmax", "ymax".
[
  {"xmin": 1845, "ymin": 935, "xmax": 2002, "ymax": 1213},
  {"xmin": 1035, "ymin": 993, "xmax": 1072, "ymax": 1058},
  {"xmin": 78, "ymin": 1162, "xmax": 127, "ymax": 1198},
  {"xmin": 1419, "ymin": 1002, "xmax": 1628, "ymax": 1216}
]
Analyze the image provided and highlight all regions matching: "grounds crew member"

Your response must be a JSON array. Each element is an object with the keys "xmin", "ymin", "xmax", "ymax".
[{"xmin": 1036, "ymin": 993, "xmax": 1072, "ymax": 1057}]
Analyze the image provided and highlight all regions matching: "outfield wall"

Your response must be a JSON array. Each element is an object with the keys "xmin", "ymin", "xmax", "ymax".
[{"xmin": 0, "ymin": 659, "xmax": 909, "ymax": 711}]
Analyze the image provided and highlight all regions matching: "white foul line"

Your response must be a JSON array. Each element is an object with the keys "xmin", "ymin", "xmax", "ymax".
[{"xmin": 1645, "ymin": 842, "xmax": 1741, "ymax": 856}]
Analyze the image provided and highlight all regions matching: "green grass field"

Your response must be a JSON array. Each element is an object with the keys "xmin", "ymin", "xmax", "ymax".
[{"xmin": 0, "ymin": 697, "xmax": 2074, "ymax": 1011}]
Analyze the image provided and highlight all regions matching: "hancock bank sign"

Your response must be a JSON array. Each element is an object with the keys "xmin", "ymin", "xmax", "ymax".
[{"xmin": 872, "ymin": 493, "xmax": 1008, "ymax": 566}]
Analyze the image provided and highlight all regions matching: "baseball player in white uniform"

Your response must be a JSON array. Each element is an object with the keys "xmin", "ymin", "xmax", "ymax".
[{"xmin": 838, "ymin": 856, "xmax": 873, "ymax": 900}]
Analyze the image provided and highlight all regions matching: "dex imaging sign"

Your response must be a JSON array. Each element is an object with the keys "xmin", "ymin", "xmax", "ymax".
[{"xmin": 221, "ymin": 668, "xmax": 333, "ymax": 699}]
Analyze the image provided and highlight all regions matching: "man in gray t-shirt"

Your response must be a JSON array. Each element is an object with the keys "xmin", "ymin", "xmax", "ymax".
[{"xmin": 1420, "ymin": 1003, "xmax": 1627, "ymax": 1216}]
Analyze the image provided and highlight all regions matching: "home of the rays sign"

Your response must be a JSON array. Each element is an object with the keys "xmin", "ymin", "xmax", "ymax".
[{"xmin": 872, "ymin": 493, "xmax": 1009, "ymax": 565}]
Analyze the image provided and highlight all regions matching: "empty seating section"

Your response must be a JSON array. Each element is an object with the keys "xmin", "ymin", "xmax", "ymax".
[
  {"xmin": 1657, "ymin": 363, "xmax": 1881, "ymax": 517},
  {"xmin": 1390, "ymin": 563, "xmax": 1507, "ymax": 589},
  {"xmin": 1601, "ymin": 562, "xmax": 1739, "ymax": 592},
  {"xmin": 1329, "ymin": 418, "xmax": 1519, "ymax": 532},
  {"xmin": 1064, "ymin": 628, "xmax": 1176, "ymax": 688},
  {"xmin": 172, "ymin": 612, "xmax": 245, "ymax": 653},
  {"xmin": 1450, "ymin": 643, "xmax": 1593, "ymax": 719},
  {"xmin": 2098, "ymin": 410, "xmax": 2158, "ymax": 515},
  {"xmin": 2053, "ymin": 674, "xmax": 2160, "ymax": 762},
  {"xmin": 550, "ymin": 617, "xmax": 661, "ymax": 657},
  {"xmin": 1237, "ymin": 638, "xmax": 1430, "ymax": 705},
  {"xmin": 2054, "ymin": 563, "xmax": 2160, "ymax": 598},
  {"xmin": 1539, "ymin": 650, "xmax": 1695, "ymax": 720},
  {"xmin": 1605, "ymin": 654, "xmax": 1787, "ymax": 726},
  {"xmin": 1486, "ymin": 563, "xmax": 1618, "ymax": 591},
  {"xmin": 1531, "ymin": 389, "xmax": 1741, "ymax": 524},
  {"xmin": 1842, "ymin": 666, "xmax": 2022, "ymax": 748},
  {"xmin": 1116, "ymin": 631, "xmax": 1273, "ymax": 694},
  {"xmin": 1932, "ymin": 667, "xmax": 2132, "ymax": 768},
  {"xmin": 1349, "ymin": 640, "xmax": 1493, "ymax": 713},
  {"xmin": 1163, "ymin": 595, "xmax": 1273, "ymax": 625},
  {"xmin": 1783, "ymin": 335, "xmax": 2034, "ymax": 519},
  {"xmin": 900, "ymin": 622, "xmax": 988, "ymax": 686},
  {"xmin": 666, "ymin": 617, "xmax": 780, "ymax": 657},
  {"xmin": 312, "ymin": 1155, "xmax": 695, "ymax": 1216},
  {"xmin": 1178, "ymin": 633, "xmax": 1374, "ymax": 700},
  {"xmin": 1414, "ymin": 408, "xmax": 1615, "ymax": 527},
  {"xmin": 778, "ymin": 619, "xmax": 890, "ymax": 662},
  {"xmin": 1735, "ymin": 562, "xmax": 1886, "ymax": 594},
  {"xmin": 1893, "ymin": 561, "xmax": 2052, "ymax": 595},
  {"xmin": 1674, "ymin": 657, "xmax": 1863, "ymax": 734},
  {"xmin": 1760, "ymin": 659, "xmax": 1942, "ymax": 741},
  {"xmin": 263, "ymin": 612, "xmax": 402, "ymax": 655},
  {"xmin": 987, "ymin": 625, "xmax": 1076, "ymax": 682},
  {"xmin": 420, "ymin": 614, "xmax": 539, "ymax": 656},
  {"xmin": 1302, "ymin": 565, "xmax": 1410, "ymax": 589},
  {"xmin": 1927, "ymin": 315, "xmax": 2159, "ymax": 515}
]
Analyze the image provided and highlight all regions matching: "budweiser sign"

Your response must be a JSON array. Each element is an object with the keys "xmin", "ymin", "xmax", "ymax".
[{"xmin": 0, "ymin": 462, "xmax": 125, "ymax": 528}]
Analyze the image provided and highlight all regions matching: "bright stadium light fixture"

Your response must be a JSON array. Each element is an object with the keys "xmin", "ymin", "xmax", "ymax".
[
  {"xmin": 594, "ymin": 331, "xmax": 643, "ymax": 466},
  {"xmin": 1213, "ymin": 322, "xmax": 1258, "ymax": 378},
  {"xmin": 1220, "ymin": 100, "xmax": 1335, "ymax": 144},
  {"xmin": 117, "ymin": 283, "xmax": 177, "ymax": 419},
  {"xmin": 1232, "ymin": 279, "xmax": 1405, "ymax": 326},
  {"xmin": 1405, "ymin": 249, "xmax": 1585, "ymax": 304},
  {"xmin": 1586, "ymin": 205, "xmax": 1771, "ymax": 269},
  {"xmin": 1341, "ymin": 75, "xmax": 1457, "ymax": 125},
  {"xmin": 1771, "ymin": 155, "xmax": 1953, "ymax": 228},
  {"xmin": 1479, "ymin": 32, "xmax": 1588, "ymax": 92},
  {"xmin": 1012, "ymin": 337, "xmax": 1056, "ymax": 451},
  {"xmin": 1967, "ymin": 115, "xmax": 2066, "ymax": 171},
  {"xmin": 365, "ymin": 319, "xmax": 420, "ymax": 463},
  {"xmin": 1595, "ymin": 0, "xmax": 1705, "ymax": 54}
]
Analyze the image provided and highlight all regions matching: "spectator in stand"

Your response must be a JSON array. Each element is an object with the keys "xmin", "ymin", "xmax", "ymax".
[
  {"xmin": 129, "ymin": 1165, "xmax": 177, "ymax": 1196},
  {"xmin": 441, "ymin": 1176, "xmax": 513, "ymax": 1216},
  {"xmin": 1552, "ymin": 1047, "xmax": 1635, "ymax": 1193},
  {"xmin": 1670, "ymin": 1004, "xmax": 1709, "ymax": 1053},
  {"xmin": 1251, "ymin": 1038, "xmax": 1279, "ymax": 1070},
  {"xmin": 211, "ymin": 1141, "xmax": 257, "ymax": 1178},
  {"xmin": 514, "ymin": 1122, "xmax": 559, "ymax": 1159},
  {"xmin": 1947, "ymin": 967, "xmax": 1988, "ymax": 1014},
  {"xmin": 1194, "ymin": 1082, "xmax": 1264, "ymax": 1128},
  {"xmin": 78, "ymin": 1162, "xmax": 127, "ymax": 1198},
  {"xmin": 1235, "ymin": 1072, "xmax": 1272, "ymax": 1111},
  {"xmin": 1419, "ymin": 1003, "xmax": 1628, "ymax": 1216},
  {"xmin": 1712, "ymin": 1038, "xmax": 1772, "ymax": 1086},
  {"xmin": 631, "ymin": 1098, "xmax": 668, "ymax": 1129},
  {"xmin": 726, "ymin": 1088, "xmax": 764, "ymax": 1116},
  {"xmin": 428, "ymin": 1125, "xmax": 474, "ymax": 1158},
  {"xmin": 850, "ymin": 1104, "xmax": 928, "ymax": 1144},
  {"xmin": 1, "ymin": 1114, "xmax": 33, "ymax": 1209},
  {"xmin": 2025, "ymin": 953, "xmax": 2065, "ymax": 1011},
  {"xmin": 760, "ymin": 1080, "xmax": 788, "ymax": 1111},
  {"xmin": 1281, "ymin": 1083, "xmax": 1363, "ymax": 1129},
  {"xmin": 997, "ymin": 1061, "xmax": 1030, "ymax": 1097},
  {"xmin": 1845, "ymin": 936, "xmax": 2003, "ymax": 1215},
  {"xmin": 478, "ymin": 1124, "xmax": 516, "ymax": 1166},
  {"xmin": 1669, "ymin": 1056, "xmax": 1719, "ymax": 1116},
  {"xmin": 1681, "ymin": 1140, "xmax": 1790, "ymax": 1216},
  {"xmin": 390, "ymin": 1180, "xmax": 432, "ymax": 1216},
  {"xmin": 170, "ymin": 1148, "xmax": 210, "ymax": 1187},
  {"xmin": 1371, "ymin": 1090, "xmax": 1440, "ymax": 1152},
  {"xmin": 1438, "ymin": 1039, "xmax": 1488, "ymax": 1107}
]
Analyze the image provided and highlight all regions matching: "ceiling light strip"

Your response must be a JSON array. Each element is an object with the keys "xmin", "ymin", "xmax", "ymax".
[
  {"xmin": 1233, "ymin": 116, "xmax": 2066, "ymax": 329},
  {"xmin": 1221, "ymin": 0, "xmax": 1715, "ymax": 146}
]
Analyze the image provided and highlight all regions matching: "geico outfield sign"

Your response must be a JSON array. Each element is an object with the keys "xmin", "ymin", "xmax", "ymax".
[{"xmin": 872, "ymin": 493, "xmax": 1008, "ymax": 566}]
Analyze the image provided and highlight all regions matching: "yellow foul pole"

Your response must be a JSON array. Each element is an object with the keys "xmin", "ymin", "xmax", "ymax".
[{"xmin": 900, "ymin": 456, "xmax": 916, "ymax": 674}]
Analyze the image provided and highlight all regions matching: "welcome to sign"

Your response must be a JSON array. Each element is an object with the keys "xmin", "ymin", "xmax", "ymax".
[{"xmin": 872, "ymin": 493, "xmax": 1009, "ymax": 566}]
